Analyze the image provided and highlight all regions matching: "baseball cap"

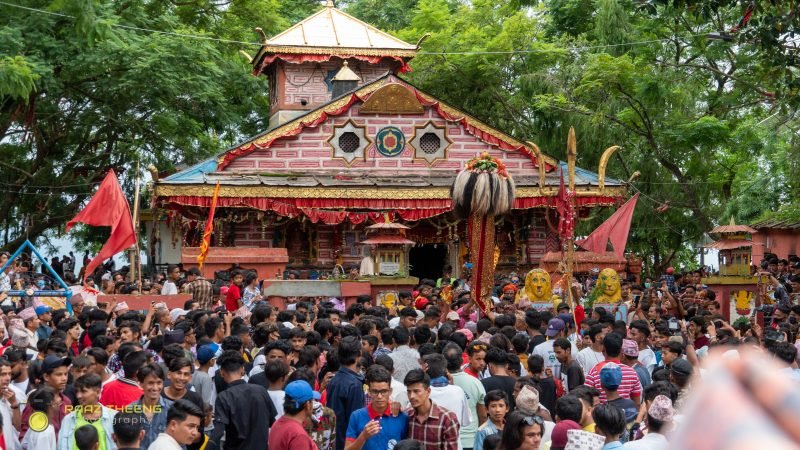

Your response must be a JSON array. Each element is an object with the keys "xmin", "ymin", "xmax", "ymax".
[
  {"xmin": 285, "ymin": 380, "xmax": 321, "ymax": 407},
  {"xmin": 551, "ymin": 420, "xmax": 581, "ymax": 447},
  {"xmin": 34, "ymin": 305, "xmax": 52, "ymax": 316},
  {"xmin": 114, "ymin": 302, "xmax": 130, "ymax": 313},
  {"xmin": 671, "ymin": 358, "xmax": 693, "ymax": 377},
  {"xmin": 622, "ymin": 339, "xmax": 639, "ymax": 357},
  {"xmin": 414, "ymin": 296, "xmax": 429, "ymax": 310},
  {"xmin": 557, "ymin": 313, "xmax": 574, "ymax": 327},
  {"xmin": 666, "ymin": 267, "xmax": 675, "ymax": 274},
  {"xmin": 557, "ymin": 302, "xmax": 571, "ymax": 312},
  {"xmin": 545, "ymin": 318, "xmax": 566, "ymax": 337},
  {"xmin": 170, "ymin": 308, "xmax": 187, "ymax": 323},
  {"xmin": 600, "ymin": 362, "xmax": 623, "ymax": 389},
  {"xmin": 197, "ymin": 344, "xmax": 219, "ymax": 365},
  {"xmin": 446, "ymin": 311, "xmax": 460, "ymax": 321},
  {"xmin": 42, "ymin": 355, "xmax": 71, "ymax": 373}
]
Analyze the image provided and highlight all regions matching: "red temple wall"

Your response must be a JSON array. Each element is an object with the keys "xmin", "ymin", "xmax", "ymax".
[{"xmin": 751, "ymin": 229, "xmax": 800, "ymax": 262}]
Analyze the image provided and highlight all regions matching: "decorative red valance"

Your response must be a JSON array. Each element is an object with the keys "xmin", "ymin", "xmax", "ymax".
[
  {"xmin": 160, "ymin": 195, "xmax": 619, "ymax": 225},
  {"xmin": 255, "ymin": 54, "xmax": 412, "ymax": 74},
  {"xmin": 218, "ymin": 94, "xmax": 360, "ymax": 170}
]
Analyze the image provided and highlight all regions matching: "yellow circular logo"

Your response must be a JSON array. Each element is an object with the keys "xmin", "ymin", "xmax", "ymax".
[{"xmin": 28, "ymin": 412, "xmax": 49, "ymax": 432}]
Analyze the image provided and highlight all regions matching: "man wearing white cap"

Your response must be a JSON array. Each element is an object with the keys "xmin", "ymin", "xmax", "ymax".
[{"xmin": 18, "ymin": 307, "xmax": 39, "ymax": 354}]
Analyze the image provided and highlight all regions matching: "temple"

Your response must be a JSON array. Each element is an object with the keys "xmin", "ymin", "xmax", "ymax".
[{"xmin": 150, "ymin": 2, "xmax": 627, "ymax": 286}]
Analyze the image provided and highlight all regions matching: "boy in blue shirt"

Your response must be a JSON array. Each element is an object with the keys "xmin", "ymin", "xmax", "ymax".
[{"xmin": 345, "ymin": 365, "xmax": 408, "ymax": 450}]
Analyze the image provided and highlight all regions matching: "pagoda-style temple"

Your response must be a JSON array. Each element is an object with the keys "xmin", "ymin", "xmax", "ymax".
[{"xmin": 150, "ymin": 2, "xmax": 625, "ymax": 283}]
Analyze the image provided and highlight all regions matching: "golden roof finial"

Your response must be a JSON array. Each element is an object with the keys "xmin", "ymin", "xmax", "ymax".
[
  {"xmin": 325, "ymin": 0, "xmax": 334, "ymax": 7},
  {"xmin": 332, "ymin": 61, "xmax": 360, "ymax": 81}
]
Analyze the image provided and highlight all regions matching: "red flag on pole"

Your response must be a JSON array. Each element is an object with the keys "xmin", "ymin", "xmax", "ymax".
[
  {"xmin": 66, "ymin": 170, "xmax": 136, "ymax": 283},
  {"xmin": 576, "ymin": 193, "xmax": 639, "ymax": 259},
  {"xmin": 197, "ymin": 182, "xmax": 221, "ymax": 269}
]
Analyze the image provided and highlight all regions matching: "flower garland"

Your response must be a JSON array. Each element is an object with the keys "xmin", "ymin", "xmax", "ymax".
[{"xmin": 465, "ymin": 152, "xmax": 510, "ymax": 178}]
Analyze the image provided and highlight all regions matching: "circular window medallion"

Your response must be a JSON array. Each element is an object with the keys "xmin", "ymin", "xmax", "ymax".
[
  {"xmin": 338, "ymin": 132, "xmax": 360, "ymax": 153},
  {"xmin": 375, "ymin": 126, "xmax": 406, "ymax": 157}
]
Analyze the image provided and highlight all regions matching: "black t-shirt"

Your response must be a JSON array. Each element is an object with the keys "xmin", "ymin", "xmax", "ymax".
[
  {"xmin": 560, "ymin": 360, "xmax": 585, "ymax": 392},
  {"xmin": 481, "ymin": 375, "xmax": 517, "ymax": 410},
  {"xmin": 608, "ymin": 397, "xmax": 638, "ymax": 423},
  {"xmin": 536, "ymin": 376, "xmax": 557, "ymax": 414},
  {"xmin": 162, "ymin": 389, "xmax": 205, "ymax": 412}
]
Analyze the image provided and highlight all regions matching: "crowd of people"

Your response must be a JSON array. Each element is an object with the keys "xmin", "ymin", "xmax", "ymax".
[{"xmin": 0, "ymin": 251, "xmax": 797, "ymax": 450}]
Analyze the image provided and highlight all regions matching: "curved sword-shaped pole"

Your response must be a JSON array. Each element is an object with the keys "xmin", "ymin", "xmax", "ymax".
[
  {"xmin": 598, "ymin": 145, "xmax": 622, "ymax": 194},
  {"xmin": 526, "ymin": 141, "xmax": 547, "ymax": 192}
]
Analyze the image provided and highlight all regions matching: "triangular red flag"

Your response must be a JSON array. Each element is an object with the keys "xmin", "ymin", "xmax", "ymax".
[
  {"xmin": 66, "ymin": 170, "xmax": 136, "ymax": 282},
  {"xmin": 576, "ymin": 193, "xmax": 639, "ymax": 258}
]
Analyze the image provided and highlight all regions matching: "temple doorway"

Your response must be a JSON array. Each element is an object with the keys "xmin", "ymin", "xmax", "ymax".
[{"xmin": 410, "ymin": 244, "xmax": 447, "ymax": 280}]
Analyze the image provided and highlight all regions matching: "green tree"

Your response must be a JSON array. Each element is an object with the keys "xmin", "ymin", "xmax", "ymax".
[{"xmin": 0, "ymin": 0, "xmax": 268, "ymax": 251}]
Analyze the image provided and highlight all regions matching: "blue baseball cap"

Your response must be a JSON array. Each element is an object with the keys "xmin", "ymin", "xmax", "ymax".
[
  {"xmin": 35, "ymin": 305, "xmax": 52, "ymax": 316},
  {"xmin": 600, "ymin": 362, "xmax": 622, "ymax": 389},
  {"xmin": 545, "ymin": 318, "xmax": 566, "ymax": 337},
  {"xmin": 285, "ymin": 380, "xmax": 321, "ymax": 407},
  {"xmin": 196, "ymin": 343, "xmax": 219, "ymax": 365}
]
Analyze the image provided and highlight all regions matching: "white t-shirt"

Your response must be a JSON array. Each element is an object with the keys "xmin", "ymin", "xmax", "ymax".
[
  {"xmin": 22, "ymin": 424, "xmax": 55, "ymax": 450},
  {"xmin": 9, "ymin": 384, "xmax": 26, "ymax": 410},
  {"xmin": 638, "ymin": 348, "xmax": 657, "ymax": 374},
  {"xmin": 430, "ymin": 385, "xmax": 472, "ymax": 450},
  {"xmin": 390, "ymin": 378, "xmax": 409, "ymax": 409},
  {"xmin": 0, "ymin": 398, "xmax": 19, "ymax": 450},
  {"xmin": 161, "ymin": 281, "xmax": 178, "ymax": 295},
  {"xmin": 532, "ymin": 339, "xmax": 578, "ymax": 379},
  {"xmin": 11, "ymin": 378, "xmax": 28, "ymax": 395},
  {"xmin": 575, "ymin": 347, "xmax": 604, "ymax": 376},
  {"xmin": 268, "ymin": 390, "xmax": 285, "ymax": 419}
]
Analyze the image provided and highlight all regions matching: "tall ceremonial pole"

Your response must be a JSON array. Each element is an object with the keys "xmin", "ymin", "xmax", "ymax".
[
  {"xmin": 130, "ymin": 160, "xmax": 142, "ymax": 284},
  {"xmin": 451, "ymin": 153, "xmax": 515, "ymax": 316},
  {"xmin": 565, "ymin": 128, "xmax": 577, "ymax": 310}
]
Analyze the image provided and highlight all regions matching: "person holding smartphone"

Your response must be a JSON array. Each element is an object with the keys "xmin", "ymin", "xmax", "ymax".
[{"xmin": 345, "ymin": 365, "xmax": 408, "ymax": 450}]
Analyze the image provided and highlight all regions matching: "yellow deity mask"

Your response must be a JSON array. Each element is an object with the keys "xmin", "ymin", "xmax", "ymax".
[
  {"xmin": 524, "ymin": 269, "xmax": 552, "ymax": 302},
  {"xmin": 597, "ymin": 268, "xmax": 621, "ymax": 303}
]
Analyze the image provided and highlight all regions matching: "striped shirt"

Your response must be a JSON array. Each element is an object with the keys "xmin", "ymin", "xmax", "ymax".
[{"xmin": 585, "ymin": 359, "xmax": 642, "ymax": 403}]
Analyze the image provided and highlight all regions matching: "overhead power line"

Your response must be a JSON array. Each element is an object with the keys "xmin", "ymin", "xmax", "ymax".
[{"xmin": 1, "ymin": 1, "xmax": 711, "ymax": 54}]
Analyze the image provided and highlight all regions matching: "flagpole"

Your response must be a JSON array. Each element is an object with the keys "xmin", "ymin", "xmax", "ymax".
[
  {"xmin": 130, "ymin": 161, "xmax": 142, "ymax": 285},
  {"xmin": 565, "ymin": 128, "xmax": 577, "ymax": 313}
]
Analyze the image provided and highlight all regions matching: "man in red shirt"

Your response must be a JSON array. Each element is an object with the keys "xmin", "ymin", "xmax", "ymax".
[
  {"xmin": 269, "ymin": 380, "xmax": 320, "ymax": 450},
  {"xmin": 585, "ymin": 332, "xmax": 642, "ymax": 406},
  {"xmin": 464, "ymin": 341, "xmax": 487, "ymax": 379},
  {"xmin": 99, "ymin": 350, "xmax": 146, "ymax": 410},
  {"xmin": 225, "ymin": 271, "xmax": 244, "ymax": 312}
]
